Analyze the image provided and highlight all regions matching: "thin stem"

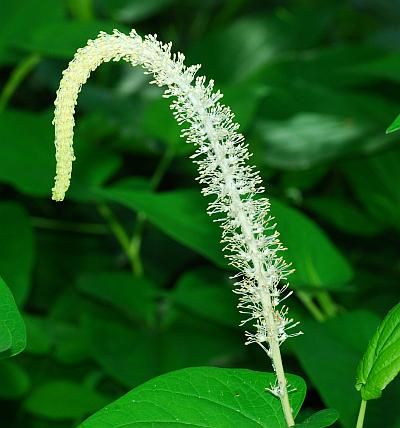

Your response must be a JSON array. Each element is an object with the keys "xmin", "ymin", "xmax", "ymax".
[
  {"xmin": 127, "ymin": 146, "xmax": 176, "ymax": 274},
  {"xmin": 356, "ymin": 399, "xmax": 367, "ymax": 428},
  {"xmin": 316, "ymin": 291, "xmax": 338, "ymax": 318},
  {"xmin": 0, "ymin": 54, "xmax": 41, "ymax": 112},
  {"xmin": 97, "ymin": 203, "xmax": 143, "ymax": 275},
  {"xmin": 150, "ymin": 145, "xmax": 175, "ymax": 190},
  {"xmin": 297, "ymin": 291, "xmax": 326, "ymax": 322}
]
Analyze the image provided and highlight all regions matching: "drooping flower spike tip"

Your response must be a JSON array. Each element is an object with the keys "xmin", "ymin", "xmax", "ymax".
[{"xmin": 52, "ymin": 29, "xmax": 301, "ymax": 426}]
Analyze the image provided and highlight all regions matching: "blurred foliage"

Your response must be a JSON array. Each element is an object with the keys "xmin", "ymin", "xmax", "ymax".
[{"xmin": 0, "ymin": 0, "xmax": 399, "ymax": 427}]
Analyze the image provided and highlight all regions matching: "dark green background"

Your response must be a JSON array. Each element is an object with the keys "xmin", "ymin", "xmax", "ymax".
[{"xmin": 0, "ymin": 0, "xmax": 399, "ymax": 426}]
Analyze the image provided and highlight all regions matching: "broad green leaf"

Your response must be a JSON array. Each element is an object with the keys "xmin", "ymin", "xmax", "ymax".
[
  {"xmin": 0, "ymin": 361, "xmax": 30, "ymax": 399},
  {"xmin": 83, "ymin": 311, "xmax": 242, "ymax": 388},
  {"xmin": 296, "ymin": 409, "xmax": 339, "ymax": 427},
  {"xmin": 0, "ymin": 203, "xmax": 34, "ymax": 305},
  {"xmin": 254, "ymin": 113, "xmax": 365, "ymax": 169},
  {"xmin": 79, "ymin": 367, "xmax": 306, "ymax": 428},
  {"xmin": 0, "ymin": 110, "xmax": 53, "ymax": 196},
  {"xmin": 291, "ymin": 311, "xmax": 400, "ymax": 428},
  {"xmin": 343, "ymin": 147, "xmax": 400, "ymax": 230},
  {"xmin": 387, "ymin": 113, "xmax": 400, "ymax": 133},
  {"xmin": 307, "ymin": 197, "xmax": 382, "ymax": 236},
  {"xmin": 263, "ymin": 45, "xmax": 385, "ymax": 89},
  {"xmin": 99, "ymin": 0, "xmax": 175, "ymax": 22},
  {"xmin": 258, "ymin": 78, "xmax": 398, "ymax": 129},
  {"xmin": 96, "ymin": 187, "xmax": 226, "ymax": 267},
  {"xmin": 24, "ymin": 380, "xmax": 109, "ymax": 420},
  {"xmin": 0, "ymin": 321, "xmax": 12, "ymax": 353},
  {"xmin": 172, "ymin": 268, "xmax": 240, "ymax": 328},
  {"xmin": 0, "ymin": 0, "xmax": 65, "ymax": 63},
  {"xmin": 356, "ymin": 303, "xmax": 400, "ymax": 400},
  {"xmin": 77, "ymin": 272, "xmax": 157, "ymax": 324},
  {"xmin": 222, "ymin": 81, "xmax": 267, "ymax": 131},
  {"xmin": 187, "ymin": 17, "xmax": 280, "ymax": 84},
  {"xmin": 0, "ymin": 110, "xmax": 120, "ymax": 198},
  {"xmin": 270, "ymin": 198, "xmax": 353, "ymax": 288},
  {"xmin": 14, "ymin": 21, "xmax": 129, "ymax": 59},
  {"xmin": 349, "ymin": 53, "xmax": 400, "ymax": 85},
  {"xmin": 0, "ymin": 278, "xmax": 26, "ymax": 358},
  {"xmin": 187, "ymin": 4, "xmax": 336, "ymax": 85},
  {"xmin": 142, "ymin": 97, "xmax": 187, "ymax": 153},
  {"xmin": 0, "ymin": 277, "xmax": 26, "ymax": 358}
]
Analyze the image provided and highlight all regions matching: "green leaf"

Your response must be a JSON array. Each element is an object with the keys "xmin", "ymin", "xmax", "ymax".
[
  {"xmin": 258, "ymin": 78, "xmax": 398, "ymax": 131},
  {"xmin": 307, "ymin": 197, "xmax": 382, "ymax": 236},
  {"xmin": 0, "ymin": 0, "xmax": 65, "ymax": 63},
  {"xmin": 172, "ymin": 268, "xmax": 240, "ymax": 328},
  {"xmin": 0, "ymin": 110, "xmax": 53, "ymax": 196},
  {"xmin": 0, "ymin": 360, "xmax": 30, "ymax": 399},
  {"xmin": 270, "ymin": 198, "xmax": 353, "ymax": 289},
  {"xmin": 387, "ymin": 113, "xmax": 400, "ymax": 133},
  {"xmin": 97, "ymin": 187, "xmax": 226, "ymax": 267},
  {"xmin": 356, "ymin": 303, "xmax": 400, "ymax": 400},
  {"xmin": 187, "ymin": 17, "xmax": 280, "ymax": 84},
  {"xmin": 141, "ymin": 97, "xmax": 187, "ymax": 153},
  {"xmin": 77, "ymin": 272, "xmax": 157, "ymax": 324},
  {"xmin": 0, "ymin": 202, "xmax": 34, "ymax": 304},
  {"xmin": 24, "ymin": 380, "xmax": 109, "ymax": 420},
  {"xmin": 0, "ymin": 110, "xmax": 120, "ymax": 198},
  {"xmin": 79, "ymin": 367, "xmax": 306, "ymax": 428},
  {"xmin": 343, "ymin": 147, "xmax": 400, "ymax": 231},
  {"xmin": 290, "ymin": 311, "xmax": 400, "ymax": 428},
  {"xmin": 222, "ymin": 81, "xmax": 267, "ymax": 131},
  {"xmin": 296, "ymin": 409, "xmax": 339, "ymax": 427},
  {"xmin": 349, "ymin": 53, "xmax": 400, "ymax": 85},
  {"xmin": 14, "ymin": 21, "xmax": 129, "ymax": 59},
  {"xmin": 0, "ymin": 321, "xmax": 12, "ymax": 353},
  {"xmin": 0, "ymin": 276, "xmax": 26, "ymax": 358},
  {"xmin": 83, "ymin": 311, "xmax": 242, "ymax": 388},
  {"xmin": 254, "ymin": 113, "xmax": 365, "ymax": 169},
  {"xmin": 99, "ymin": 0, "xmax": 175, "ymax": 22}
]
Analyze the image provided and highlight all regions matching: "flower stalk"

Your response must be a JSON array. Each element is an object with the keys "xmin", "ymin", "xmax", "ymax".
[{"xmin": 51, "ymin": 29, "xmax": 301, "ymax": 426}]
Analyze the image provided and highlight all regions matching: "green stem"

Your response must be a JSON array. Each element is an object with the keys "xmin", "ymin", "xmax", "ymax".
[
  {"xmin": 127, "ymin": 146, "xmax": 176, "ymax": 274},
  {"xmin": 98, "ymin": 147, "xmax": 175, "ymax": 276},
  {"xmin": 316, "ymin": 291, "xmax": 338, "ymax": 318},
  {"xmin": 356, "ymin": 399, "xmax": 367, "ymax": 428},
  {"xmin": 97, "ymin": 203, "xmax": 142, "ymax": 276},
  {"xmin": 0, "ymin": 54, "xmax": 41, "ymax": 112},
  {"xmin": 150, "ymin": 145, "xmax": 175, "ymax": 190},
  {"xmin": 297, "ymin": 291, "xmax": 326, "ymax": 322}
]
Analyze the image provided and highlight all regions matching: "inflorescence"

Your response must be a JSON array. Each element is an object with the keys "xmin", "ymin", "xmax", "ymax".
[{"xmin": 52, "ymin": 29, "xmax": 302, "ymax": 424}]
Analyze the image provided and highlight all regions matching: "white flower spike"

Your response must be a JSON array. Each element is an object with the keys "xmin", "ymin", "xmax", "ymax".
[{"xmin": 52, "ymin": 29, "xmax": 301, "ymax": 426}]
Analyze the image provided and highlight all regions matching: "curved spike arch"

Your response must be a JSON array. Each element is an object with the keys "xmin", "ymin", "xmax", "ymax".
[{"xmin": 52, "ymin": 29, "xmax": 301, "ymax": 426}]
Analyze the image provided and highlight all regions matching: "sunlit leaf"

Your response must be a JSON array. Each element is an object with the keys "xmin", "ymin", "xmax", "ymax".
[
  {"xmin": 0, "ymin": 277, "xmax": 26, "ymax": 359},
  {"xmin": 356, "ymin": 303, "xmax": 400, "ymax": 400},
  {"xmin": 79, "ymin": 367, "xmax": 306, "ymax": 428}
]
